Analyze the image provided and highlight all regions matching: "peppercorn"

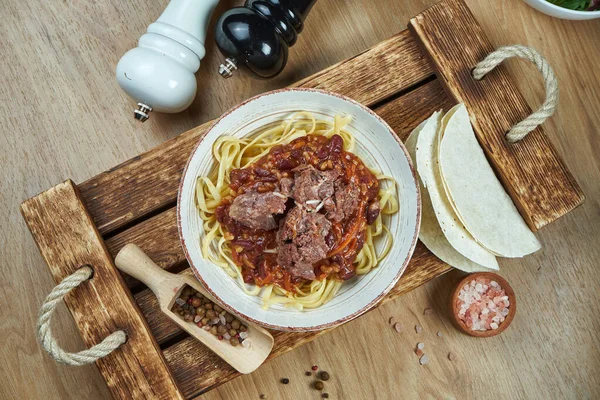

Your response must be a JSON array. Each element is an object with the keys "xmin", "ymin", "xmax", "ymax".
[
  {"xmin": 206, "ymin": 310, "xmax": 216, "ymax": 319},
  {"xmin": 191, "ymin": 298, "xmax": 202, "ymax": 307},
  {"xmin": 322, "ymin": 394, "xmax": 329, "ymax": 399},
  {"xmin": 201, "ymin": 317, "xmax": 209, "ymax": 325},
  {"xmin": 196, "ymin": 307, "xmax": 206, "ymax": 316},
  {"xmin": 225, "ymin": 314, "xmax": 234, "ymax": 323},
  {"xmin": 217, "ymin": 325, "xmax": 227, "ymax": 334},
  {"xmin": 204, "ymin": 303, "xmax": 213, "ymax": 310},
  {"xmin": 281, "ymin": 378, "xmax": 289, "ymax": 384},
  {"xmin": 210, "ymin": 326, "xmax": 218, "ymax": 335},
  {"xmin": 232, "ymin": 320, "xmax": 241, "ymax": 329},
  {"xmin": 214, "ymin": 305, "xmax": 223, "ymax": 312},
  {"xmin": 311, "ymin": 365, "xmax": 318, "ymax": 371},
  {"xmin": 305, "ymin": 371, "xmax": 312, "ymax": 376},
  {"xmin": 240, "ymin": 325, "xmax": 248, "ymax": 332},
  {"xmin": 319, "ymin": 371, "xmax": 330, "ymax": 381},
  {"xmin": 230, "ymin": 338, "xmax": 239, "ymax": 347},
  {"xmin": 184, "ymin": 314, "xmax": 194, "ymax": 322},
  {"xmin": 259, "ymin": 395, "xmax": 266, "ymax": 399},
  {"xmin": 229, "ymin": 329, "xmax": 237, "ymax": 336},
  {"xmin": 314, "ymin": 381, "xmax": 324, "ymax": 391}
]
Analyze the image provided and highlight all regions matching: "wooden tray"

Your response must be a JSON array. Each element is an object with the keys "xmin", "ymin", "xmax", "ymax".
[{"xmin": 21, "ymin": 0, "xmax": 583, "ymax": 398}]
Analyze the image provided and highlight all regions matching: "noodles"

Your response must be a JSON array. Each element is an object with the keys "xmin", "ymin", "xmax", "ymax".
[{"xmin": 195, "ymin": 112, "xmax": 398, "ymax": 310}]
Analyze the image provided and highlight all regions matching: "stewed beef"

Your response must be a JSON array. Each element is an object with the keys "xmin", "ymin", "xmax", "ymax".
[
  {"xmin": 279, "ymin": 177, "xmax": 294, "ymax": 197},
  {"xmin": 292, "ymin": 164, "xmax": 340, "ymax": 210},
  {"xmin": 229, "ymin": 190, "xmax": 287, "ymax": 230},
  {"xmin": 277, "ymin": 206, "xmax": 332, "ymax": 280},
  {"xmin": 323, "ymin": 181, "xmax": 361, "ymax": 223},
  {"xmin": 366, "ymin": 199, "xmax": 381, "ymax": 225}
]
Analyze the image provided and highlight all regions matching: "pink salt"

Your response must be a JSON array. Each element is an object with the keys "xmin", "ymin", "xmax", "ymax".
[{"xmin": 457, "ymin": 277, "xmax": 510, "ymax": 331}]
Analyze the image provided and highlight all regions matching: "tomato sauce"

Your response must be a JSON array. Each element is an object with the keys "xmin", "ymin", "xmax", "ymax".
[{"xmin": 216, "ymin": 134, "xmax": 380, "ymax": 291}]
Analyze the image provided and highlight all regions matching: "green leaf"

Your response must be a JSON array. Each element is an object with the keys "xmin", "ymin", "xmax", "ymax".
[{"xmin": 546, "ymin": 0, "xmax": 591, "ymax": 10}]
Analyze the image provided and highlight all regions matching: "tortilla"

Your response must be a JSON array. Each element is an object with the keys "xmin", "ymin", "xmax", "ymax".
[
  {"xmin": 438, "ymin": 104, "xmax": 541, "ymax": 257},
  {"xmin": 406, "ymin": 120, "xmax": 491, "ymax": 272},
  {"xmin": 415, "ymin": 112, "xmax": 499, "ymax": 270}
]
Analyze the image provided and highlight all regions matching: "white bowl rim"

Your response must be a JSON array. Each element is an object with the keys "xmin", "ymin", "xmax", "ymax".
[
  {"xmin": 177, "ymin": 87, "xmax": 421, "ymax": 331},
  {"xmin": 525, "ymin": 0, "xmax": 600, "ymax": 15}
]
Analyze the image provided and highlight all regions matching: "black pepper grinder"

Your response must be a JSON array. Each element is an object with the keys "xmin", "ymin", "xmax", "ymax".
[{"xmin": 215, "ymin": 0, "xmax": 318, "ymax": 79}]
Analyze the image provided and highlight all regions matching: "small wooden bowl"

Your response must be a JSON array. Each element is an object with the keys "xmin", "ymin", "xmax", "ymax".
[{"xmin": 450, "ymin": 272, "xmax": 516, "ymax": 338}]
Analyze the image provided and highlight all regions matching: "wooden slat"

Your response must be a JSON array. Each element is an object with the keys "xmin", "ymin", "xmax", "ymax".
[
  {"xmin": 105, "ymin": 207, "xmax": 184, "ymax": 290},
  {"xmin": 408, "ymin": 0, "xmax": 584, "ymax": 230},
  {"xmin": 111, "ymin": 80, "xmax": 454, "ymax": 345},
  {"xmin": 20, "ymin": 181, "xmax": 184, "ymax": 400},
  {"xmin": 291, "ymin": 29, "xmax": 433, "ymax": 105},
  {"xmin": 164, "ymin": 243, "xmax": 449, "ymax": 398},
  {"xmin": 79, "ymin": 29, "xmax": 434, "ymax": 236}
]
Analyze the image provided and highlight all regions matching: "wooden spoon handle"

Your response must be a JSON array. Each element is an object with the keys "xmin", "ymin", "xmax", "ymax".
[{"xmin": 114, "ymin": 244, "xmax": 173, "ymax": 294}]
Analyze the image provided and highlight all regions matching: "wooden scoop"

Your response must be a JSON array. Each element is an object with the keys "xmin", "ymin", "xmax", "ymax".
[{"xmin": 114, "ymin": 244, "xmax": 274, "ymax": 374}]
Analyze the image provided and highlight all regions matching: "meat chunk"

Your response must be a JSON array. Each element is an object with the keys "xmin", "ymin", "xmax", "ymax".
[
  {"xmin": 277, "ymin": 206, "xmax": 332, "ymax": 280},
  {"xmin": 277, "ymin": 245, "xmax": 316, "ymax": 280},
  {"xmin": 366, "ymin": 199, "xmax": 381, "ymax": 225},
  {"xmin": 279, "ymin": 177, "xmax": 294, "ymax": 197},
  {"xmin": 324, "ymin": 181, "xmax": 361, "ymax": 222},
  {"xmin": 292, "ymin": 164, "xmax": 340, "ymax": 210},
  {"xmin": 229, "ymin": 190, "xmax": 287, "ymax": 230}
]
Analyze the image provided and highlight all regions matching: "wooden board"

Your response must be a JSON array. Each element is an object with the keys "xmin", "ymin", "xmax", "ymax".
[
  {"xmin": 408, "ymin": 0, "xmax": 584, "ymax": 230},
  {"xmin": 20, "ymin": 181, "xmax": 184, "ymax": 400},
  {"xmin": 20, "ymin": 0, "xmax": 583, "ymax": 398}
]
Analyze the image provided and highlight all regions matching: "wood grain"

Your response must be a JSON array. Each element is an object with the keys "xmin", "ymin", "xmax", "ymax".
[
  {"xmin": 19, "ymin": 181, "xmax": 184, "ymax": 400},
  {"xmin": 163, "ymin": 243, "xmax": 450, "ymax": 398},
  {"xmin": 409, "ymin": 0, "xmax": 584, "ymax": 230},
  {"xmin": 78, "ymin": 30, "xmax": 434, "ymax": 236},
  {"xmin": 3, "ymin": 0, "xmax": 599, "ymax": 399}
]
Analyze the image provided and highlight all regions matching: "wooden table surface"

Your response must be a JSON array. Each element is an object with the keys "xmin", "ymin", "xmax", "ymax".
[{"xmin": 1, "ymin": 0, "xmax": 599, "ymax": 398}]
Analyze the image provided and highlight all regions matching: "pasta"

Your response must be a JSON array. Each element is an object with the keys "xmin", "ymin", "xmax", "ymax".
[{"xmin": 195, "ymin": 113, "xmax": 398, "ymax": 310}]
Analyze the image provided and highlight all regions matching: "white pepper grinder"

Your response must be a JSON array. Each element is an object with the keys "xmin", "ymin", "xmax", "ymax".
[{"xmin": 116, "ymin": 0, "xmax": 220, "ymax": 122}]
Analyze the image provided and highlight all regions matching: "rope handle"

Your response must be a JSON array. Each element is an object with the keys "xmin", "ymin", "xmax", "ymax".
[
  {"xmin": 37, "ymin": 266, "xmax": 127, "ymax": 366},
  {"xmin": 472, "ymin": 45, "xmax": 559, "ymax": 143}
]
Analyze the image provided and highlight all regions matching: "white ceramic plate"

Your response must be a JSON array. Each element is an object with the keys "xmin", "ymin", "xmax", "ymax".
[
  {"xmin": 178, "ymin": 88, "xmax": 421, "ymax": 331},
  {"xmin": 523, "ymin": 0, "xmax": 600, "ymax": 19}
]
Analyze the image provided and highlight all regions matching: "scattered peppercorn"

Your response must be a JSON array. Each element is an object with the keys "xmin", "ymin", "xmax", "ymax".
[
  {"xmin": 314, "ymin": 381, "xmax": 324, "ymax": 391},
  {"xmin": 319, "ymin": 371, "xmax": 330, "ymax": 381},
  {"xmin": 312, "ymin": 365, "xmax": 319, "ymax": 371},
  {"xmin": 305, "ymin": 371, "xmax": 312, "ymax": 376},
  {"xmin": 322, "ymin": 394, "xmax": 329, "ymax": 399},
  {"xmin": 281, "ymin": 378, "xmax": 289, "ymax": 384},
  {"xmin": 259, "ymin": 395, "xmax": 267, "ymax": 399}
]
